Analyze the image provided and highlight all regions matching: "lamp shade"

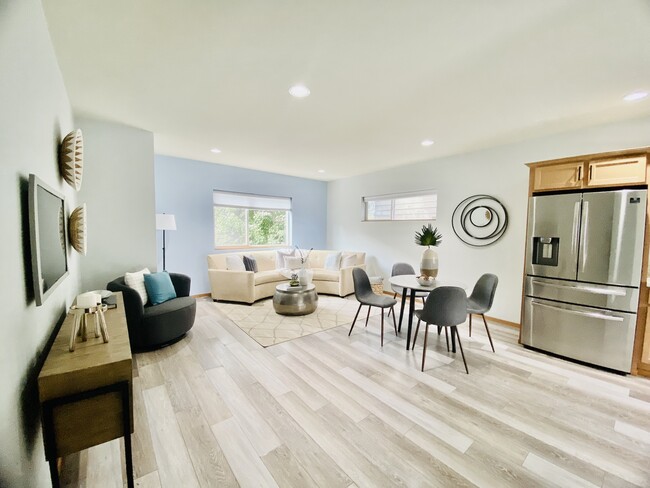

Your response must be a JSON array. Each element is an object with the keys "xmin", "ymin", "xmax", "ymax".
[{"xmin": 156, "ymin": 213, "xmax": 176, "ymax": 231}]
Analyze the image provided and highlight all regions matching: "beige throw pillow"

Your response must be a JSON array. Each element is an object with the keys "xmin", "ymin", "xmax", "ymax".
[
  {"xmin": 124, "ymin": 268, "xmax": 151, "ymax": 304},
  {"xmin": 225, "ymin": 255, "xmax": 246, "ymax": 271},
  {"xmin": 275, "ymin": 249, "xmax": 296, "ymax": 269},
  {"xmin": 340, "ymin": 253, "xmax": 358, "ymax": 268}
]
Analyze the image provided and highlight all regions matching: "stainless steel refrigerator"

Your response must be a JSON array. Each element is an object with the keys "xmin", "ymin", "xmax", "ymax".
[{"xmin": 522, "ymin": 189, "xmax": 647, "ymax": 373}]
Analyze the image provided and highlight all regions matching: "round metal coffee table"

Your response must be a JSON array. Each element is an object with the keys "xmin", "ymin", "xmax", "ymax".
[{"xmin": 273, "ymin": 283, "xmax": 318, "ymax": 316}]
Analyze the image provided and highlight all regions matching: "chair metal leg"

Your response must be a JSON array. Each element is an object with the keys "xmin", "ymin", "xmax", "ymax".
[
  {"xmin": 454, "ymin": 326, "xmax": 469, "ymax": 374},
  {"xmin": 482, "ymin": 314, "xmax": 495, "ymax": 352},
  {"xmin": 388, "ymin": 293, "xmax": 398, "ymax": 317},
  {"xmin": 421, "ymin": 324, "xmax": 429, "ymax": 371},
  {"xmin": 348, "ymin": 303, "xmax": 362, "ymax": 336},
  {"xmin": 444, "ymin": 326, "xmax": 449, "ymax": 352},
  {"xmin": 413, "ymin": 319, "xmax": 421, "ymax": 349},
  {"xmin": 437, "ymin": 325, "xmax": 442, "ymax": 335},
  {"xmin": 380, "ymin": 308, "xmax": 385, "ymax": 347},
  {"xmin": 421, "ymin": 297, "xmax": 426, "ymax": 306},
  {"xmin": 365, "ymin": 306, "xmax": 371, "ymax": 327},
  {"xmin": 469, "ymin": 314, "xmax": 472, "ymax": 337},
  {"xmin": 391, "ymin": 306, "xmax": 398, "ymax": 335}
]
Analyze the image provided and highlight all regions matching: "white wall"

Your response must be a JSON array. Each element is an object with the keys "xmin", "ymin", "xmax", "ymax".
[
  {"xmin": 0, "ymin": 1, "xmax": 80, "ymax": 486},
  {"xmin": 77, "ymin": 117, "xmax": 157, "ymax": 291},
  {"xmin": 328, "ymin": 115, "xmax": 650, "ymax": 323}
]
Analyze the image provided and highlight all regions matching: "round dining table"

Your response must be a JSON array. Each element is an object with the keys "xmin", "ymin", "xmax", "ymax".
[{"xmin": 388, "ymin": 275, "xmax": 466, "ymax": 350}]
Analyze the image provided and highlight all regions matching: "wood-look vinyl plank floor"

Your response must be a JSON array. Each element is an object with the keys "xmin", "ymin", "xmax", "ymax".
[{"xmin": 61, "ymin": 298, "xmax": 650, "ymax": 487}]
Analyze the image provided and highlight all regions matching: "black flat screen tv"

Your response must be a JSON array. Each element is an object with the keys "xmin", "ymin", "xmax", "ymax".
[{"xmin": 28, "ymin": 174, "xmax": 69, "ymax": 306}]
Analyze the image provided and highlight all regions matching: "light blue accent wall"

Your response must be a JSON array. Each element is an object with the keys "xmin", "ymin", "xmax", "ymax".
[{"xmin": 154, "ymin": 155, "xmax": 328, "ymax": 294}]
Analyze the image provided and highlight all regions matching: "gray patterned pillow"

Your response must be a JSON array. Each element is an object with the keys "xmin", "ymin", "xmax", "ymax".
[{"xmin": 243, "ymin": 255, "xmax": 258, "ymax": 272}]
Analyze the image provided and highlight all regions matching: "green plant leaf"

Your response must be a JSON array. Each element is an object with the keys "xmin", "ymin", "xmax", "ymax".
[{"xmin": 414, "ymin": 224, "xmax": 442, "ymax": 247}]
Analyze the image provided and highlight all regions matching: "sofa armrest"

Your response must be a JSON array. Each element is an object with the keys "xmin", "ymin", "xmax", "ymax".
[
  {"xmin": 208, "ymin": 269, "xmax": 255, "ymax": 303},
  {"xmin": 339, "ymin": 264, "xmax": 366, "ymax": 297},
  {"xmin": 169, "ymin": 272, "xmax": 191, "ymax": 297},
  {"xmin": 106, "ymin": 278, "xmax": 144, "ymax": 328}
]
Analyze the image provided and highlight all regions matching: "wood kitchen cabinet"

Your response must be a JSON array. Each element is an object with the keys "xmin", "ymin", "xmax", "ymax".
[
  {"xmin": 529, "ymin": 149, "xmax": 648, "ymax": 193},
  {"xmin": 531, "ymin": 162, "xmax": 584, "ymax": 192},
  {"xmin": 587, "ymin": 156, "xmax": 646, "ymax": 187}
]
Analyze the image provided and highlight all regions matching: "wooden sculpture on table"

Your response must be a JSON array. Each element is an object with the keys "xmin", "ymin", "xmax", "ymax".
[{"xmin": 69, "ymin": 292, "xmax": 109, "ymax": 352}]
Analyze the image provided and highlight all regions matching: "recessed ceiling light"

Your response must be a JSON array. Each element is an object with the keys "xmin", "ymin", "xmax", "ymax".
[
  {"xmin": 421, "ymin": 140, "xmax": 435, "ymax": 147},
  {"xmin": 317, "ymin": 169, "xmax": 325, "ymax": 173},
  {"xmin": 623, "ymin": 91, "xmax": 648, "ymax": 102},
  {"xmin": 289, "ymin": 84, "xmax": 310, "ymax": 98},
  {"xmin": 210, "ymin": 148, "xmax": 221, "ymax": 154}
]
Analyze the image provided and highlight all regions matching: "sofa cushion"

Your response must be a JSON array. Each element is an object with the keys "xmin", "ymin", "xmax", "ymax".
[
  {"xmin": 125, "ymin": 268, "xmax": 151, "ymax": 304},
  {"xmin": 254, "ymin": 270, "xmax": 286, "ymax": 285},
  {"xmin": 144, "ymin": 271, "xmax": 177, "ymax": 305},
  {"xmin": 143, "ymin": 296, "xmax": 196, "ymax": 318},
  {"xmin": 325, "ymin": 252, "xmax": 342, "ymax": 270},
  {"xmin": 341, "ymin": 253, "xmax": 358, "ymax": 268},
  {"xmin": 243, "ymin": 255, "xmax": 258, "ymax": 272},
  {"xmin": 226, "ymin": 255, "xmax": 246, "ymax": 271},
  {"xmin": 275, "ymin": 248, "xmax": 296, "ymax": 269},
  {"xmin": 312, "ymin": 268, "xmax": 339, "ymax": 282},
  {"xmin": 285, "ymin": 256, "xmax": 303, "ymax": 269}
]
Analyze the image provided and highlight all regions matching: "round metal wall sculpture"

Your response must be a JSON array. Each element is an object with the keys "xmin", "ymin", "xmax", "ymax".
[{"xmin": 452, "ymin": 195, "xmax": 508, "ymax": 247}]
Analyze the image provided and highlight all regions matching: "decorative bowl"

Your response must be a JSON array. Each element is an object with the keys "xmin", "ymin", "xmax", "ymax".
[{"xmin": 417, "ymin": 275, "xmax": 436, "ymax": 286}]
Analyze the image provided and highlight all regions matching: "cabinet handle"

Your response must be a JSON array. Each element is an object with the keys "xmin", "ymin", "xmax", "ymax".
[
  {"xmin": 589, "ymin": 165, "xmax": 593, "ymax": 181},
  {"xmin": 577, "ymin": 165, "xmax": 582, "ymax": 181}
]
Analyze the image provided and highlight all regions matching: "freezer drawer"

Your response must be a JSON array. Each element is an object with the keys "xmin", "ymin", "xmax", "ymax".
[
  {"xmin": 524, "ymin": 276, "xmax": 639, "ymax": 313},
  {"xmin": 522, "ymin": 297, "xmax": 636, "ymax": 373}
]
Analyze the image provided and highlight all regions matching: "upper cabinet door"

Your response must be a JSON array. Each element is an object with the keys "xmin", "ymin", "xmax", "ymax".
[
  {"xmin": 587, "ymin": 156, "xmax": 647, "ymax": 188},
  {"xmin": 532, "ymin": 162, "xmax": 584, "ymax": 192}
]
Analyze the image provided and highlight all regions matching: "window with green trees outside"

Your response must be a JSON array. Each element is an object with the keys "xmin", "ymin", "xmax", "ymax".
[{"xmin": 213, "ymin": 191, "xmax": 291, "ymax": 248}]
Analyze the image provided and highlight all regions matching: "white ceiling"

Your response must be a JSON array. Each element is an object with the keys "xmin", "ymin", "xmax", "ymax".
[{"xmin": 43, "ymin": 0, "xmax": 650, "ymax": 181}]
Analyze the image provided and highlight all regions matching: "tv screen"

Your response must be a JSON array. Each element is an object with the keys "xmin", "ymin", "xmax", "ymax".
[{"xmin": 28, "ymin": 174, "xmax": 69, "ymax": 306}]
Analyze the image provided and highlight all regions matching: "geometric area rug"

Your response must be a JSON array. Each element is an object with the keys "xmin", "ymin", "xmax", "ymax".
[{"xmin": 212, "ymin": 295, "xmax": 381, "ymax": 347}]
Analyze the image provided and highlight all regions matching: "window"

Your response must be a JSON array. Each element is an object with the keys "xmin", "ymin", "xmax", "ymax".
[
  {"xmin": 213, "ymin": 191, "xmax": 291, "ymax": 248},
  {"xmin": 363, "ymin": 190, "xmax": 437, "ymax": 221}
]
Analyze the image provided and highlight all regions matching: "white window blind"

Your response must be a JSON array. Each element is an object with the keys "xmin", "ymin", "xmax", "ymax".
[
  {"xmin": 213, "ymin": 191, "xmax": 292, "ymax": 210},
  {"xmin": 363, "ymin": 190, "xmax": 437, "ymax": 221}
]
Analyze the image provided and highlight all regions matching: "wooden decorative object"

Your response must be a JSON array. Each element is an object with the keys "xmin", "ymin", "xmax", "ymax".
[
  {"xmin": 60, "ymin": 129, "xmax": 84, "ymax": 190},
  {"xmin": 69, "ymin": 204, "xmax": 87, "ymax": 255}
]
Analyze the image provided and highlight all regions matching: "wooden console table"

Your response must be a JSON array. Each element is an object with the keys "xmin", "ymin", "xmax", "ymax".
[{"xmin": 38, "ymin": 292, "xmax": 134, "ymax": 487}]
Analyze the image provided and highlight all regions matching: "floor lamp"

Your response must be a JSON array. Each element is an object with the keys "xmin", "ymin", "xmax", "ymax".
[{"xmin": 156, "ymin": 213, "xmax": 176, "ymax": 271}]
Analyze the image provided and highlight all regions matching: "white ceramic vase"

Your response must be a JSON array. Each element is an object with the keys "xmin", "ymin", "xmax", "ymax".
[
  {"xmin": 297, "ymin": 267, "xmax": 313, "ymax": 286},
  {"xmin": 420, "ymin": 247, "xmax": 439, "ymax": 278}
]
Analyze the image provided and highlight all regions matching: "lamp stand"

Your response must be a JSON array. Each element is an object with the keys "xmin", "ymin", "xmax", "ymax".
[{"xmin": 162, "ymin": 230, "xmax": 167, "ymax": 271}]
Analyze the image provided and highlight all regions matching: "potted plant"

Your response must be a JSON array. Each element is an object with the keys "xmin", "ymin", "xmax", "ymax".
[{"xmin": 415, "ymin": 224, "xmax": 442, "ymax": 278}]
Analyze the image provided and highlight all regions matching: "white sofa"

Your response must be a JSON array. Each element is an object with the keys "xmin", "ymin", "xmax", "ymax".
[{"xmin": 207, "ymin": 250, "xmax": 366, "ymax": 304}]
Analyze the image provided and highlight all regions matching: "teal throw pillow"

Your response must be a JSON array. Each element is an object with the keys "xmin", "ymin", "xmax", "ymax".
[{"xmin": 143, "ymin": 271, "xmax": 177, "ymax": 305}]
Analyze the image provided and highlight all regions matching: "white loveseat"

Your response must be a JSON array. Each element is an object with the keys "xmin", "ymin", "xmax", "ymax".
[{"xmin": 207, "ymin": 250, "xmax": 366, "ymax": 304}]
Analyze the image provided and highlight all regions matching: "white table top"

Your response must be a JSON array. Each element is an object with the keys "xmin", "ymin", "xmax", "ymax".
[{"xmin": 388, "ymin": 275, "xmax": 466, "ymax": 292}]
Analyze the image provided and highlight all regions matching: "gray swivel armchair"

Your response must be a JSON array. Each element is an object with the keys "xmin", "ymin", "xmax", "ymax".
[
  {"xmin": 467, "ymin": 274, "xmax": 498, "ymax": 353},
  {"xmin": 349, "ymin": 268, "xmax": 398, "ymax": 347},
  {"xmin": 412, "ymin": 286, "xmax": 469, "ymax": 373},
  {"xmin": 107, "ymin": 272, "xmax": 196, "ymax": 350}
]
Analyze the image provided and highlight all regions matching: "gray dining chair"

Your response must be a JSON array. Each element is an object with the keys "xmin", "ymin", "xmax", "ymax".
[
  {"xmin": 412, "ymin": 286, "xmax": 469, "ymax": 373},
  {"xmin": 349, "ymin": 268, "xmax": 398, "ymax": 347},
  {"xmin": 387, "ymin": 262, "xmax": 427, "ymax": 318},
  {"xmin": 467, "ymin": 274, "xmax": 498, "ymax": 353}
]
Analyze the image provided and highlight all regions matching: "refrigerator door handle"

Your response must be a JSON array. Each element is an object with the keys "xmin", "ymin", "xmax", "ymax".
[
  {"xmin": 579, "ymin": 201, "xmax": 589, "ymax": 272},
  {"xmin": 531, "ymin": 300, "xmax": 625, "ymax": 322},
  {"xmin": 571, "ymin": 201, "xmax": 580, "ymax": 256},
  {"xmin": 530, "ymin": 280, "xmax": 627, "ymax": 297}
]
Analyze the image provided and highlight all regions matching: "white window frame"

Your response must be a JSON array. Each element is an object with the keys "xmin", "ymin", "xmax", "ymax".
[
  {"xmin": 213, "ymin": 190, "xmax": 292, "ymax": 249},
  {"xmin": 362, "ymin": 190, "xmax": 437, "ymax": 222}
]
